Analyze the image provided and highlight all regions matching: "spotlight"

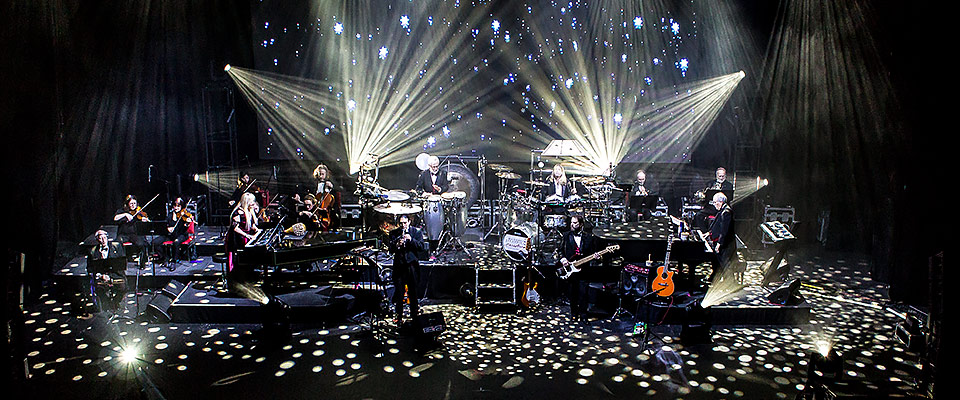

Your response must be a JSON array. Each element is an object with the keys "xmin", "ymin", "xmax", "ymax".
[
  {"xmin": 260, "ymin": 294, "xmax": 291, "ymax": 342},
  {"xmin": 119, "ymin": 347, "xmax": 139, "ymax": 364},
  {"xmin": 224, "ymin": 64, "xmax": 231, "ymax": 72},
  {"xmin": 807, "ymin": 345, "xmax": 843, "ymax": 383},
  {"xmin": 193, "ymin": 173, "xmax": 200, "ymax": 182},
  {"xmin": 738, "ymin": 70, "xmax": 745, "ymax": 78},
  {"xmin": 680, "ymin": 300, "xmax": 712, "ymax": 344}
]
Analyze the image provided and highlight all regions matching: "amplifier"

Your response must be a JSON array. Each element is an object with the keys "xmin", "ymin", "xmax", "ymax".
[{"xmin": 620, "ymin": 264, "xmax": 652, "ymax": 297}]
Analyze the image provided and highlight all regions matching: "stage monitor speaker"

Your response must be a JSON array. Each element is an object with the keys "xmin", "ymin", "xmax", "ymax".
[
  {"xmin": 767, "ymin": 278, "xmax": 804, "ymax": 306},
  {"xmin": 620, "ymin": 265, "xmax": 651, "ymax": 297},
  {"xmin": 144, "ymin": 281, "xmax": 188, "ymax": 323},
  {"xmin": 417, "ymin": 311, "xmax": 446, "ymax": 336}
]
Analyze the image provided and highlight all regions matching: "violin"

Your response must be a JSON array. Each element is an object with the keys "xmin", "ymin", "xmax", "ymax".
[{"xmin": 125, "ymin": 194, "xmax": 160, "ymax": 222}]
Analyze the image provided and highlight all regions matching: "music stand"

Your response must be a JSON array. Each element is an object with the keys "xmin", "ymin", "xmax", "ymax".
[{"xmin": 87, "ymin": 257, "xmax": 127, "ymax": 276}]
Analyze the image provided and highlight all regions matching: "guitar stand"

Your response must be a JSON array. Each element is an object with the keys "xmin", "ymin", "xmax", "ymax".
[{"xmin": 626, "ymin": 288, "xmax": 667, "ymax": 355}]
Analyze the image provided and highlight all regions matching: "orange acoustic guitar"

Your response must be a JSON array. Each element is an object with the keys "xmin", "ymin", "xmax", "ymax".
[{"xmin": 650, "ymin": 236, "xmax": 676, "ymax": 297}]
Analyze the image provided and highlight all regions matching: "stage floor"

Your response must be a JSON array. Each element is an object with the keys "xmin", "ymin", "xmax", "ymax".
[{"xmin": 25, "ymin": 248, "xmax": 925, "ymax": 399}]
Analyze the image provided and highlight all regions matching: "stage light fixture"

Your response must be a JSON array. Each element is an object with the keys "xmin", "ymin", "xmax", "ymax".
[
  {"xmin": 807, "ymin": 345, "xmax": 843, "ymax": 383},
  {"xmin": 193, "ymin": 173, "xmax": 199, "ymax": 182},
  {"xmin": 224, "ymin": 64, "xmax": 231, "ymax": 72}
]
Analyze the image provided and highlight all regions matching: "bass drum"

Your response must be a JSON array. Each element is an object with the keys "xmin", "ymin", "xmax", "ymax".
[
  {"xmin": 423, "ymin": 195, "xmax": 444, "ymax": 241},
  {"xmin": 501, "ymin": 222, "xmax": 543, "ymax": 262}
]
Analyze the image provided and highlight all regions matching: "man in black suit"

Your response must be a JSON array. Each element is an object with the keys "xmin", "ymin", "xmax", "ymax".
[
  {"xmin": 558, "ymin": 215, "xmax": 596, "ymax": 322},
  {"xmin": 708, "ymin": 167, "xmax": 734, "ymax": 192},
  {"xmin": 87, "ymin": 230, "xmax": 128, "ymax": 315},
  {"xmin": 415, "ymin": 156, "xmax": 449, "ymax": 194},
  {"xmin": 628, "ymin": 169, "xmax": 660, "ymax": 221},
  {"xmin": 707, "ymin": 192, "xmax": 734, "ymax": 280},
  {"xmin": 386, "ymin": 214, "xmax": 430, "ymax": 327}
]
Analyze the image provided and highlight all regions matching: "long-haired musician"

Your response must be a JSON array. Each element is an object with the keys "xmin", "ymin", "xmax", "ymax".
[
  {"xmin": 113, "ymin": 195, "xmax": 150, "ymax": 269},
  {"xmin": 312, "ymin": 163, "xmax": 341, "ymax": 230},
  {"xmin": 226, "ymin": 192, "xmax": 261, "ymax": 282}
]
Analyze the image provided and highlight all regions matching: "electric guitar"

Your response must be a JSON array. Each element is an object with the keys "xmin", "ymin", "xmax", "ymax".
[
  {"xmin": 650, "ymin": 236, "xmax": 676, "ymax": 296},
  {"xmin": 557, "ymin": 245, "xmax": 620, "ymax": 280}
]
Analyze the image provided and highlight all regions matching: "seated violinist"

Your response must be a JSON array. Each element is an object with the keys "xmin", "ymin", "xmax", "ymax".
[
  {"xmin": 152, "ymin": 197, "xmax": 193, "ymax": 270},
  {"xmin": 113, "ymin": 194, "xmax": 149, "ymax": 269},
  {"xmin": 298, "ymin": 194, "xmax": 322, "ymax": 231}
]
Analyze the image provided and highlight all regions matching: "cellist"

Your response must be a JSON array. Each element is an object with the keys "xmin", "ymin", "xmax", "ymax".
[{"xmin": 312, "ymin": 163, "xmax": 341, "ymax": 230}]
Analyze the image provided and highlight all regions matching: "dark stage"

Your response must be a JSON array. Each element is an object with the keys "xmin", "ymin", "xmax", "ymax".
[
  {"xmin": 3, "ymin": 0, "xmax": 947, "ymax": 399},
  {"xmin": 23, "ymin": 247, "xmax": 926, "ymax": 399}
]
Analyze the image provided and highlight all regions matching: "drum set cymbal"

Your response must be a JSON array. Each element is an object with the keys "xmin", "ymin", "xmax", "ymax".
[
  {"xmin": 495, "ymin": 171, "xmax": 522, "ymax": 180},
  {"xmin": 488, "ymin": 163, "xmax": 513, "ymax": 172},
  {"xmin": 570, "ymin": 175, "xmax": 607, "ymax": 185},
  {"xmin": 382, "ymin": 190, "xmax": 411, "ymax": 201},
  {"xmin": 373, "ymin": 202, "xmax": 422, "ymax": 215},
  {"xmin": 523, "ymin": 180, "xmax": 548, "ymax": 187}
]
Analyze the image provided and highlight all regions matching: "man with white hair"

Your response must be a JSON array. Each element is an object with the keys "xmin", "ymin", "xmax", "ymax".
[
  {"xmin": 707, "ymin": 192, "xmax": 735, "ymax": 280},
  {"xmin": 415, "ymin": 155, "xmax": 449, "ymax": 194}
]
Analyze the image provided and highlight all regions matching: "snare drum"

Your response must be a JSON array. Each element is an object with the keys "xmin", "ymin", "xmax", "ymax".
[{"xmin": 423, "ymin": 195, "xmax": 444, "ymax": 241}]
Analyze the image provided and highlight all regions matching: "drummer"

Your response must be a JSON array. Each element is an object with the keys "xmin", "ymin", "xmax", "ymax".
[
  {"xmin": 542, "ymin": 164, "xmax": 581, "ymax": 219},
  {"xmin": 415, "ymin": 156, "xmax": 449, "ymax": 195}
]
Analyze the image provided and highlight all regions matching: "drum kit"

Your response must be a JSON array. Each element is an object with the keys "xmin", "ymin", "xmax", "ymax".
[{"xmin": 362, "ymin": 153, "xmax": 625, "ymax": 263}]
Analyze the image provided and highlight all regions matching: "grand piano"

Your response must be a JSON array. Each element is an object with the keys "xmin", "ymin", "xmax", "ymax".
[
  {"xmin": 592, "ymin": 216, "xmax": 718, "ymax": 291},
  {"xmin": 236, "ymin": 225, "xmax": 378, "ymax": 281}
]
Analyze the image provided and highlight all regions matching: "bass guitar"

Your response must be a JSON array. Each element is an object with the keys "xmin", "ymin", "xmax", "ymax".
[
  {"xmin": 650, "ymin": 236, "xmax": 676, "ymax": 296},
  {"xmin": 557, "ymin": 245, "xmax": 620, "ymax": 280}
]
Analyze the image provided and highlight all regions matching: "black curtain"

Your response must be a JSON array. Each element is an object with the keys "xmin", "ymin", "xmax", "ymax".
[{"xmin": 2, "ymin": 0, "xmax": 255, "ymax": 293}]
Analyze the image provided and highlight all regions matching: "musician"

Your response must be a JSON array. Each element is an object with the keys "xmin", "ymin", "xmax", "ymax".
[
  {"xmin": 707, "ymin": 192, "xmax": 734, "ymax": 280},
  {"xmin": 113, "ymin": 195, "xmax": 149, "ymax": 268},
  {"xmin": 385, "ymin": 214, "xmax": 429, "ymax": 328},
  {"xmin": 230, "ymin": 172, "xmax": 252, "ymax": 206},
  {"xmin": 708, "ymin": 167, "xmax": 734, "ymax": 192},
  {"xmin": 88, "ymin": 229, "xmax": 127, "ymax": 313},
  {"xmin": 298, "ymin": 194, "xmax": 321, "ymax": 231},
  {"xmin": 313, "ymin": 163, "xmax": 336, "ymax": 195},
  {"xmin": 544, "ymin": 164, "xmax": 574, "ymax": 199},
  {"xmin": 415, "ymin": 156, "xmax": 448, "ymax": 194},
  {"xmin": 312, "ymin": 163, "xmax": 341, "ymax": 230},
  {"xmin": 226, "ymin": 192, "xmax": 262, "ymax": 284},
  {"xmin": 91, "ymin": 229, "xmax": 126, "ymax": 260},
  {"xmin": 628, "ymin": 170, "xmax": 660, "ymax": 221},
  {"xmin": 559, "ymin": 215, "xmax": 596, "ymax": 322},
  {"xmin": 151, "ymin": 197, "xmax": 192, "ymax": 269}
]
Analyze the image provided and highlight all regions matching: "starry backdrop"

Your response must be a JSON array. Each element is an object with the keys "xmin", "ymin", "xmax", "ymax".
[{"xmin": 248, "ymin": 0, "xmax": 727, "ymax": 170}]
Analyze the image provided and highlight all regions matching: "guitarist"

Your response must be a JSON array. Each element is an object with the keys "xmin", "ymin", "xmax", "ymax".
[{"xmin": 559, "ymin": 214, "xmax": 596, "ymax": 322}]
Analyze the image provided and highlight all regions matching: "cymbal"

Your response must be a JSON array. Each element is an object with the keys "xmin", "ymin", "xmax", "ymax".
[
  {"xmin": 373, "ymin": 203, "xmax": 422, "ymax": 215},
  {"xmin": 488, "ymin": 163, "xmax": 513, "ymax": 172},
  {"xmin": 382, "ymin": 190, "xmax": 411, "ymax": 201},
  {"xmin": 496, "ymin": 171, "xmax": 522, "ymax": 180},
  {"xmin": 523, "ymin": 180, "xmax": 548, "ymax": 187}
]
